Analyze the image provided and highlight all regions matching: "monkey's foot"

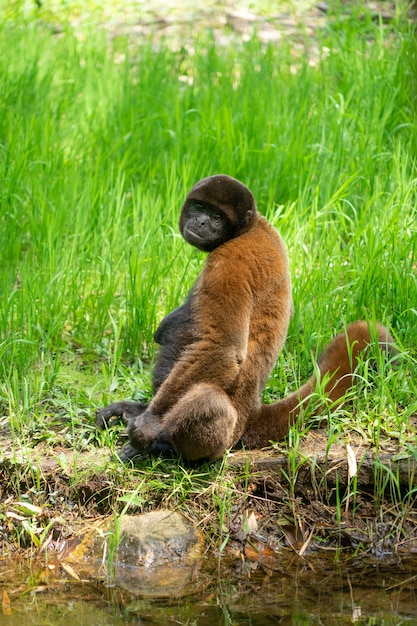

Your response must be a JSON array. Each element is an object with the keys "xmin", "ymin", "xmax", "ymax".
[
  {"xmin": 115, "ymin": 435, "xmax": 176, "ymax": 464},
  {"xmin": 115, "ymin": 442, "xmax": 146, "ymax": 463},
  {"xmin": 96, "ymin": 401, "xmax": 148, "ymax": 430},
  {"xmin": 149, "ymin": 431, "xmax": 177, "ymax": 458}
]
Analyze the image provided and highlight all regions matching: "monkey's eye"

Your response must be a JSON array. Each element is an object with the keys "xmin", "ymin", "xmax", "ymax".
[{"xmin": 212, "ymin": 213, "xmax": 222, "ymax": 221}]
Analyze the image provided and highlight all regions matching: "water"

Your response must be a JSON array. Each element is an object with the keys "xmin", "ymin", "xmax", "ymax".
[{"xmin": 1, "ymin": 553, "xmax": 417, "ymax": 625}]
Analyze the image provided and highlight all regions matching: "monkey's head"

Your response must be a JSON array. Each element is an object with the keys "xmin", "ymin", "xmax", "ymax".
[{"xmin": 179, "ymin": 174, "xmax": 258, "ymax": 252}]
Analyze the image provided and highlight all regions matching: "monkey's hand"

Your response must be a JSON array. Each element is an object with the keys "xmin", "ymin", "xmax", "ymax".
[{"xmin": 96, "ymin": 400, "xmax": 148, "ymax": 430}]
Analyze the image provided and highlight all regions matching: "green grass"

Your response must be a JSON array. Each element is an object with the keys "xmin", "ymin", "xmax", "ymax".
[{"xmin": 0, "ymin": 3, "xmax": 416, "ymax": 528}]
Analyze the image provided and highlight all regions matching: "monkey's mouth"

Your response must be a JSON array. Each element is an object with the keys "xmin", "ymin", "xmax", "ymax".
[
  {"xmin": 184, "ymin": 226, "xmax": 203, "ymax": 242},
  {"xmin": 183, "ymin": 226, "xmax": 212, "ymax": 252}
]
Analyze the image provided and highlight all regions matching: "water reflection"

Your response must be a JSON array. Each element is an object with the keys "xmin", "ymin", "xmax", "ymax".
[{"xmin": 1, "ymin": 553, "xmax": 417, "ymax": 625}]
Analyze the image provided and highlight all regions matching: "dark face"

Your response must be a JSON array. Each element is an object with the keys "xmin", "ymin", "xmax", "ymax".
[
  {"xmin": 181, "ymin": 201, "xmax": 233, "ymax": 252},
  {"xmin": 179, "ymin": 175, "xmax": 258, "ymax": 252}
]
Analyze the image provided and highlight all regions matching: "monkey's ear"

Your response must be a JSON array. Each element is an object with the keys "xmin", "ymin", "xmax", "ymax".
[{"xmin": 245, "ymin": 210, "xmax": 254, "ymax": 224}]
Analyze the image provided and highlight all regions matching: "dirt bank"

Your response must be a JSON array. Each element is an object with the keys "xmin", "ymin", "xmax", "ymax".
[{"xmin": 1, "ymin": 420, "xmax": 417, "ymax": 559}]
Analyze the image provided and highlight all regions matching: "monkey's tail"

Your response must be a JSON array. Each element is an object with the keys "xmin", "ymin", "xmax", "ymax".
[{"xmin": 242, "ymin": 320, "xmax": 397, "ymax": 448}]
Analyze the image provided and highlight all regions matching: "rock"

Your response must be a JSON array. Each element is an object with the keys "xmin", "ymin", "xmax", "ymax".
[
  {"xmin": 113, "ymin": 510, "xmax": 204, "ymax": 596},
  {"xmin": 62, "ymin": 509, "xmax": 204, "ymax": 597}
]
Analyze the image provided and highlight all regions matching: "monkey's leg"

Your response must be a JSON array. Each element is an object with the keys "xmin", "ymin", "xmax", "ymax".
[
  {"xmin": 161, "ymin": 383, "xmax": 238, "ymax": 462},
  {"xmin": 96, "ymin": 400, "xmax": 148, "ymax": 430}
]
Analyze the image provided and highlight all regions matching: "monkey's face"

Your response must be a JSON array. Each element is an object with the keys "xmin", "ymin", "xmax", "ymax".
[
  {"xmin": 180, "ymin": 201, "xmax": 233, "ymax": 252},
  {"xmin": 179, "ymin": 175, "xmax": 258, "ymax": 252}
]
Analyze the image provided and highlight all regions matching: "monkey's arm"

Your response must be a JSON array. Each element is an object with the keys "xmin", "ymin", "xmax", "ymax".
[{"xmin": 96, "ymin": 400, "xmax": 148, "ymax": 429}]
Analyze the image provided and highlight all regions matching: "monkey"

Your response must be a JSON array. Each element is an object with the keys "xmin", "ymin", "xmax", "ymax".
[{"xmin": 97, "ymin": 174, "xmax": 395, "ymax": 463}]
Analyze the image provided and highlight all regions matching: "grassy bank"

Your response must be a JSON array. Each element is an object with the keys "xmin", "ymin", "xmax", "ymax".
[{"xmin": 0, "ymin": 3, "xmax": 417, "ymax": 555}]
